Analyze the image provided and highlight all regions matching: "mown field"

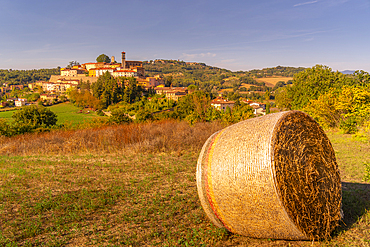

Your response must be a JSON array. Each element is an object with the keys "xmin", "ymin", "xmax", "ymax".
[
  {"xmin": 0, "ymin": 121, "xmax": 369, "ymax": 246},
  {"xmin": 0, "ymin": 103, "xmax": 105, "ymax": 126},
  {"xmin": 255, "ymin": 76, "xmax": 293, "ymax": 87}
]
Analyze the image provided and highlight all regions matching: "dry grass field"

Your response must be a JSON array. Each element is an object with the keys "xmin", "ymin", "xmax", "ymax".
[
  {"xmin": 254, "ymin": 76, "xmax": 293, "ymax": 87},
  {"xmin": 0, "ymin": 120, "xmax": 369, "ymax": 246}
]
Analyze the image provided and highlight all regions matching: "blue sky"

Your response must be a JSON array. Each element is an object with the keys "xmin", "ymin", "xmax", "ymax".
[{"xmin": 0, "ymin": 0, "xmax": 369, "ymax": 72}]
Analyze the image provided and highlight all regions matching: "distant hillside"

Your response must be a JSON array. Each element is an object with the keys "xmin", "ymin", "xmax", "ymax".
[
  {"xmin": 340, "ymin": 70, "xmax": 356, "ymax": 75},
  {"xmin": 248, "ymin": 65, "xmax": 306, "ymax": 78},
  {"xmin": 143, "ymin": 60, "xmax": 305, "ymax": 78},
  {"xmin": 143, "ymin": 59, "xmax": 305, "ymax": 93}
]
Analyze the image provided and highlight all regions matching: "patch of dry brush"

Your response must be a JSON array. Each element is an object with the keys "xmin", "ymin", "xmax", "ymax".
[{"xmin": 0, "ymin": 120, "xmax": 224, "ymax": 156}]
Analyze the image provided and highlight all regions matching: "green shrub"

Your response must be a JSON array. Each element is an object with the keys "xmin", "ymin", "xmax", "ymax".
[
  {"xmin": 0, "ymin": 106, "xmax": 58, "ymax": 137},
  {"xmin": 109, "ymin": 109, "xmax": 132, "ymax": 124},
  {"xmin": 339, "ymin": 117, "xmax": 358, "ymax": 134},
  {"xmin": 0, "ymin": 119, "xmax": 12, "ymax": 137}
]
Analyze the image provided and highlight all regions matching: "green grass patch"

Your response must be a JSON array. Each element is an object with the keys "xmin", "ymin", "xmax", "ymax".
[
  {"xmin": 0, "ymin": 103, "xmax": 105, "ymax": 126},
  {"xmin": 48, "ymin": 103, "xmax": 105, "ymax": 126},
  {"xmin": 0, "ymin": 109, "xmax": 17, "ymax": 121},
  {"xmin": 326, "ymin": 131, "xmax": 370, "ymax": 182}
]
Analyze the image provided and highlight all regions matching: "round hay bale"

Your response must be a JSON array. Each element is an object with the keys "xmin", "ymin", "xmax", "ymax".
[{"xmin": 196, "ymin": 111, "xmax": 341, "ymax": 240}]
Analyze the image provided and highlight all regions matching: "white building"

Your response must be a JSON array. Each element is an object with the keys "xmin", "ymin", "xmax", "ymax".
[
  {"xmin": 15, "ymin": 98, "xmax": 27, "ymax": 107},
  {"xmin": 112, "ymin": 69, "xmax": 137, "ymax": 78}
]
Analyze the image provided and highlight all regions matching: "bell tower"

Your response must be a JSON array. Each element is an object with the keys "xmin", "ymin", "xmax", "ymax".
[{"xmin": 121, "ymin": 52, "xmax": 126, "ymax": 69}]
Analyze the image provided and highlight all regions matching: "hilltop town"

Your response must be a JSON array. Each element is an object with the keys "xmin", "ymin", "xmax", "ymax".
[{"xmin": 1, "ymin": 52, "xmax": 271, "ymax": 116}]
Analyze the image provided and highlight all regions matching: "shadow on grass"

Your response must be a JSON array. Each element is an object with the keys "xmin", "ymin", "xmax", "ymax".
[{"xmin": 337, "ymin": 182, "xmax": 370, "ymax": 231}]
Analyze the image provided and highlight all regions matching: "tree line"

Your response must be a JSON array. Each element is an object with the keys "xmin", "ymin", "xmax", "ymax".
[
  {"xmin": 107, "ymin": 90, "xmax": 254, "ymax": 125},
  {"xmin": 68, "ymin": 72, "xmax": 143, "ymax": 111},
  {"xmin": 275, "ymin": 65, "xmax": 370, "ymax": 133},
  {"xmin": 0, "ymin": 68, "xmax": 60, "ymax": 86},
  {"xmin": 143, "ymin": 60, "xmax": 305, "ymax": 95}
]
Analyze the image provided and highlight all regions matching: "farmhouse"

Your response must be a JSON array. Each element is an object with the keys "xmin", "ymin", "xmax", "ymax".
[
  {"xmin": 166, "ymin": 91, "xmax": 187, "ymax": 101},
  {"xmin": 60, "ymin": 68, "xmax": 86, "ymax": 77},
  {"xmin": 28, "ymin": 81, "xmax": 45, "ymax": 90},
  {"xmin": 40, "ymin": 94, "xmax": 58, "ymax": 102},
  {"xmin": 15, "ymin": 98, "xmax": 27, "ymax": 107},
  {"xmin": 137, "ymin": 76, "xmax": 163, "ymax": 88},
  {"xmin": 249, "ymin": 102, "xmax": 266, "ymax": 115},
  {"xmin": 10, "ymin": 85, "xmax": 24, "ymax": 91},
  {"xmin": 154, "ymin": 86, "xmax": 188, "ymax": 101},
  {"xmin": 211, "ymin": 98, "xmax": 235, "ymax": 112}
]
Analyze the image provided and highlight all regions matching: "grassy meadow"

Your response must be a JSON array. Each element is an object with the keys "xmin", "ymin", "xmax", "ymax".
[
  {"xmin": 48, "ymin": 103, "xmax": 105, "ymax": 126},
  {"xmin": 0, "ymin": 109, "xmax": 16, "ymax": 120},
  {"xmin": 0, "ymin": 121, "xmax": 369, "ymax": 246},
  {"xmin": 0, "ymin": 103, "xmax": 105, "ymax": 126}
]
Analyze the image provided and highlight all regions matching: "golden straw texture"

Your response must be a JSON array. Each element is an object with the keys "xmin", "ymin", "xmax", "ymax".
[{"xmin": 196, "ymin": 111, "xmax": 341, "ymax": 240}]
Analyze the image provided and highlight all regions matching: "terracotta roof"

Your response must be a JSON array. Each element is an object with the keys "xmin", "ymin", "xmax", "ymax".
[
  {"xmin": 211, "ymin": 98, "xmax": 235, "ymax": 104},
  {"xmin": 115, "ymin": 70, "xmax": 135, "ymax": 73}
]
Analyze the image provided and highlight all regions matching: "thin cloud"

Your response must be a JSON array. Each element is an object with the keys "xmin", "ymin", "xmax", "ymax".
[
  {"xmin": 294, "ymin": 0, "xmax": 319, "ymax": 7},
  {"xmin": 184, "ymin": 29, "xmax": 330, "ymax": 53},
  {"xmin": 180, "ymin": 52, "xmax": 216, "ymax": 60}
]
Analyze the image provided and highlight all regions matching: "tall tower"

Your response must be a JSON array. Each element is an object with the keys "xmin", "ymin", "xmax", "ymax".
[
  {"xmin": 111, "ymin": 56, "xmax": 115, "ymax": 63},
  {"xmin": 121, "ymin": 52, "xmax": 126, "ymax": 69}
]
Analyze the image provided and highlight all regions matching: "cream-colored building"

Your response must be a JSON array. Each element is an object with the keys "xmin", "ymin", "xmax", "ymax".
[
  {"xmin": 40, "ymin": 94, "xmax": 58, "ymax": 101},
  {"xmin": 211, "ymin": 98, "xmax": 235, "ymax": 112},
  {"xmin": 154, "ymin": 87, "xmax": 188, "ymax": 101},
  {"xmin": 42, "ymin": 81, "xmax": 77, "ymax": 93},
  {"xmin": 60, "ymin": 68, "xmax": 86, "ymax": 77}
]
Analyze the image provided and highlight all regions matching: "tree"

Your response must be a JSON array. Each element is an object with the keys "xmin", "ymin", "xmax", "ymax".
[
  {"xmin": 303, "ymin": 85, "xmax": 370, "ymax": 132},
  {"xmin": 135, "ymin": 109, "xmax": 153, "ymax": 122},
  {"xmin": 353, "ymin": 70, "xmax": 370, "ymax": 87},
  {"xmin": 176, "ymin": 91, "xmax": 211, "ymax": 124},
  {"xmin": 286, "ymin": 65, "xmax": 348, "ymax": 110},
  {"xmin": 67, "ymin": 61, "xmax": 80, "ymax": 68},
  {"xmin": 272, "ymin": 81, "xmax": 286, "ymax": 91},
  {"xmin": 264, "ymin": 90, "xmax": 271, "ymax": 101},
  {"xmin": 96, "ymin": 54, "xmax": 111, "ymax": 63},
  {"xmin": 123, "ymin": 77, "xmax": 141, "ymax": 104},
  {"xmin": 187, "ymin": 84, "xmax": 197, "ymax": 91},
  {"xmin": 275, "ymin": 87, "xmax": 291, "ymax": 110},
  {"xmin": 109, "ymin": 109, "xmax": 132, "ymax": 124},
  {"xmin": 265, "ymin": 102, "xmax": 270, "ymax": 114},
  {"xmin": 165, "ymin": 76, "xmax": 173, "ymax": 87},
  {"xmin": 91, "ymin": 72, "xmax": 123, "ymax": 108},
  {"xmin": 0, "ymin": 119, "xmax": 12, "ymax": 137},
  {"xmin": 205, "ymin": 106, "xmax": 222, "ymax": 122},
  {"xmin": 226, "ymin": 102, "xmax": 254, "ymax": 124},
  {"xmin": 12, "ymin": 105, "xmax": 57, "ymax": 129}
]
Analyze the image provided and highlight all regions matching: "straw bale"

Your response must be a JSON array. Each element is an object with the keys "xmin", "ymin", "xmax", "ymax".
[{"xmin": 196, "ymin": 111, "xmax": 341, "ymax": 240}]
